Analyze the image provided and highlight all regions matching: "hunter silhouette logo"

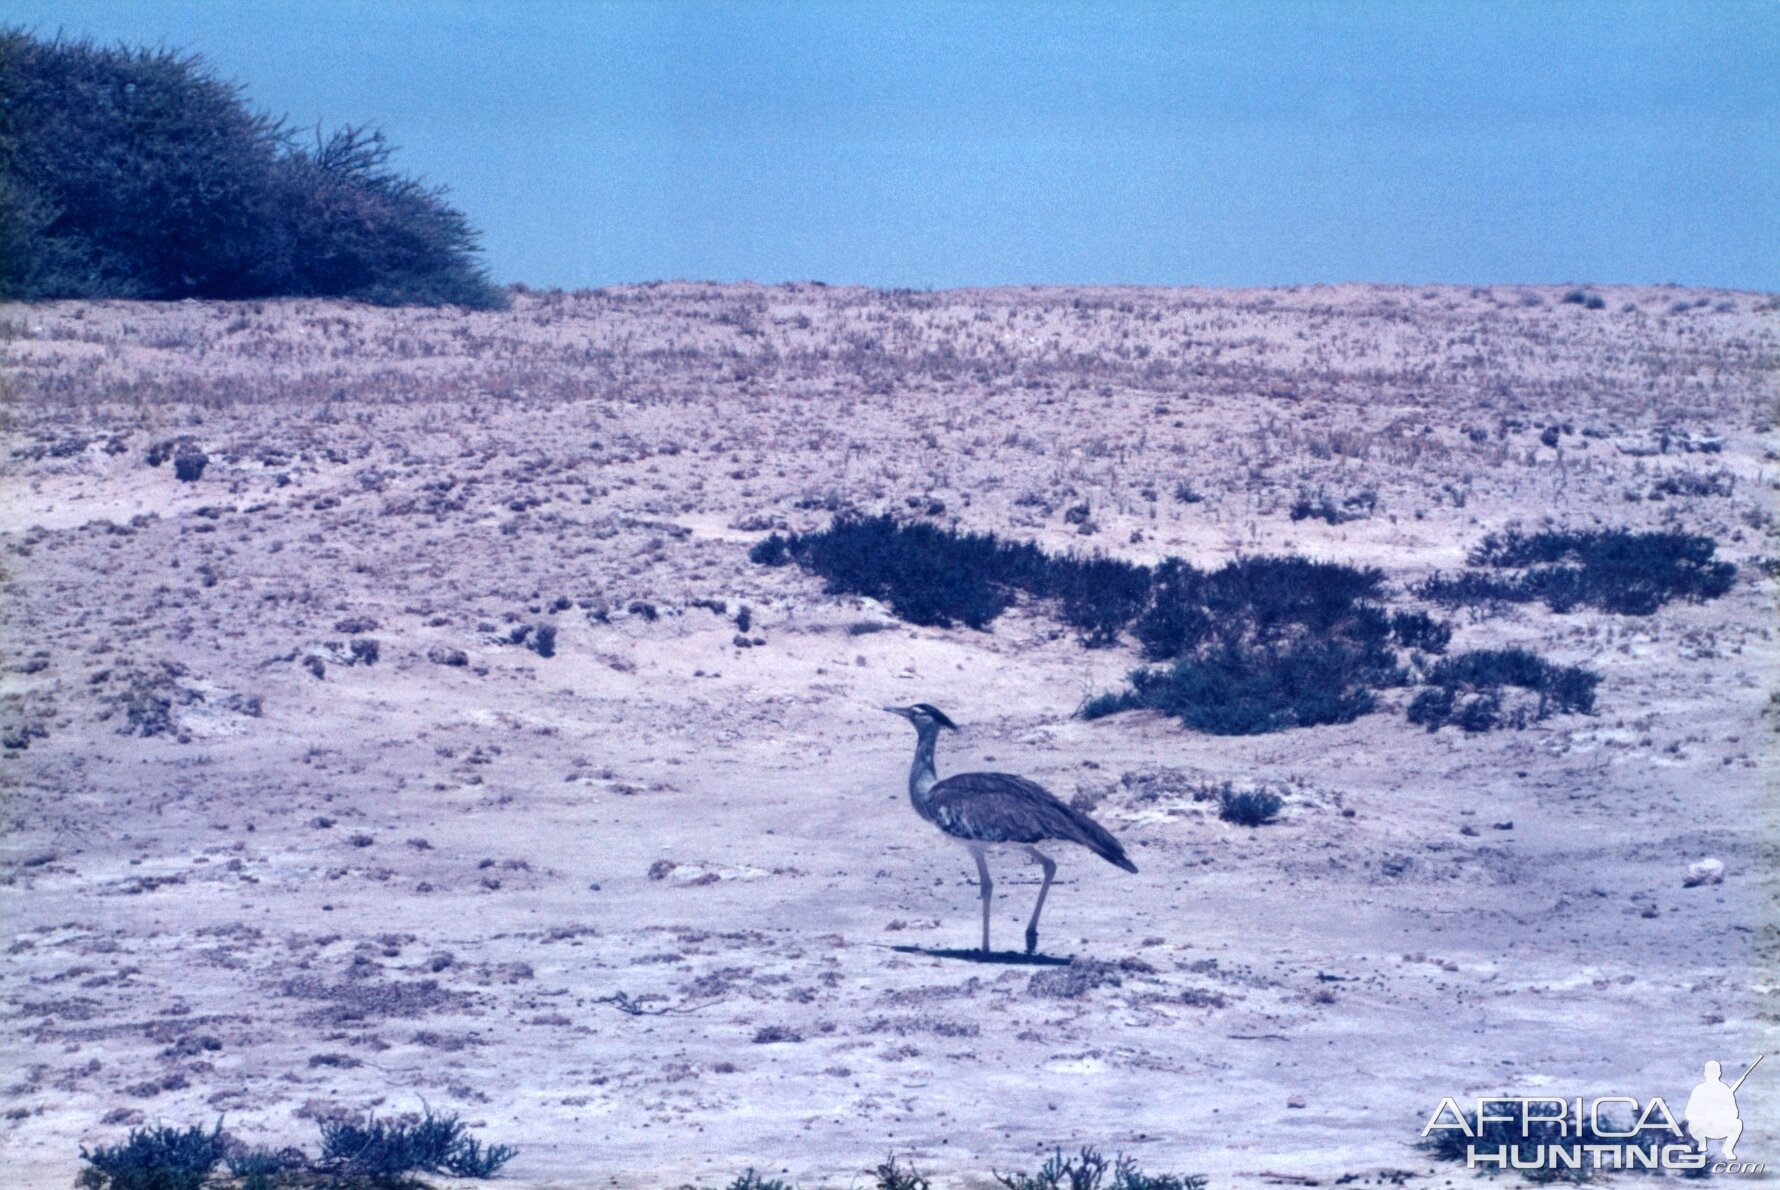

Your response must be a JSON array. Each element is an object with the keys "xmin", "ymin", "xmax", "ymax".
[
  {"xmin": 1423, "ymin": 1054, "xmax": 1769, "ymax": 1174},
  {"xmin": 1687, "ymin": 1055, "xmax": 1763, "ymax": 1161}
]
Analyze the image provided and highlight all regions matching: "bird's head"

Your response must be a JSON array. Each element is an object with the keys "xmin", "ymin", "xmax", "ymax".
[{"xmin": 883, "ymin": 703, "xmax": 959, "ymax": 732}]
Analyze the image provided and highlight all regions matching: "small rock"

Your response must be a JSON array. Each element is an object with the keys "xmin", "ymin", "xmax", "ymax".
[
  {"xmin": 426, "ymin": 645, "xmax": 469, "ymax": 667},
  {"xmin": 1286, "ymin": 1094, "xmax": 1308, "ymax": 1109},
  {"xmin": 1683, "ymin": 858, "xmax": 1725, "ymax": 888}
]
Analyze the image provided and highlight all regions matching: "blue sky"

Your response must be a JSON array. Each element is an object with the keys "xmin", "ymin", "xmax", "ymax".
[{"xmin": 10, "ymin": 1, "xmax": 1778, "ymax": 290}]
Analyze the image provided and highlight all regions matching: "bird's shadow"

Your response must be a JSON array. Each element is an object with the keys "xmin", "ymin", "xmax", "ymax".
[{"xmin": 887, "ymin": 944, "xmax": 1074, "ymax": 966}]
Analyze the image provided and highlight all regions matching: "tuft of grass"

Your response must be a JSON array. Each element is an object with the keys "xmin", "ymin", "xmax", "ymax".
[{"xmin": 995, "ymin": 1147, "xmax": 1206, "ymax": 1190}]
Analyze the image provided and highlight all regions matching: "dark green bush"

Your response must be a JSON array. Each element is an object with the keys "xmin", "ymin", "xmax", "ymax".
[
  {"xmin": 749, "ymin": 533, "xmax": 790, "ymax": 566},
  {"xmin": 1217, "ymin": 784, "xmax": 1284, "ymax": 826},
  {"xmin": 1422, "ymin": 529, "xmax": 1735, "ymax": 616},
  {"xmin": 1107, "ymin": 638, "xmax": 1397, "ymax": 735},
  {"xmin": 79, "ymin": 1110, "xmax": 513, "ymax": 1190},
  {"xmin": 77, "ymin": 1122, "xmax": 226, "ymax": 1190},
  {"xmin": 1130, "ymin": 555, "xmax": 1386, "ymax": 661},
  {"xmin": 1388, "ymin": 609, "xmax": 1452, "ymax": 653},
  {"xmin": 317, "ymin": 1110, "xmax": 514, "ymax": 1180},
  {"xmin": 1407, "ymin": 647, "xmax": 1599, "ymax": 733},
  {"xmin": 0, "ymin": 29, "xmax": 503, "ymax": 307},
  {"xmin": 758, "ymin": 514, "xmax": 1149, "ymax": 640}
]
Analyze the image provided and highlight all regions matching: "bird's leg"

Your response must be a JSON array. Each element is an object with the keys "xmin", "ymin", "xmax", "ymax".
[
  {"xmin": 971, "ymin": 846, "xmax": 993, "ymax": 954},
  {"xmin": 1024, "ymin": 846, "xmax": 1057, "ymax": 955}
]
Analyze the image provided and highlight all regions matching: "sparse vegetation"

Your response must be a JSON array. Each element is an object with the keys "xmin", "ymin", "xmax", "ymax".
[
  {"xmin": 1084, "ymin": 638, "xmax": 1398, "ymax": 734},
  {"xmin": 1215, "ymin": 783, "xmax": 1284, "ymax": 826},
  {"xmin": 765, "ymin": 517, "xmax": 1611, "ymax": 735},
  {"xmin": 724, "ymin": 1174, "xmax": 793, "ymax": 1190},
  {"xmin": 1388, "ymin": 609, "xmax": 1452, "ymax": 653},
  {"xmin": 873, "ymin": 1156, "xmax": 931, "ymax": 1190},
  {"xmin": 995, "ymin": 1147, "xmax": 1206, "ymax": 1190},
  {"xmin": 76, "ymin": 1111, "xmax": 514, "ymax": 1190},
  {"xmin": 1421, "ymin": 528, "xmax": 1736, "ymax": 615},
  {"xmin": 1407, "ymin": 648, "xmax": 1599, "ymax": 733},
  {"xmin": 0, "ymin": 29, "xmax": 503, "ymax": 306},
  {"xmin": 1289, "ymin": 487, "xmax": 1376, "ymax": 524},
  {"xmin": 753, "ymin": 513, "xmax": 1150, "ymax": 643},
  {"xmin": 78, "ymin": 1121, "xmax": 227, "ymax": 1190}
]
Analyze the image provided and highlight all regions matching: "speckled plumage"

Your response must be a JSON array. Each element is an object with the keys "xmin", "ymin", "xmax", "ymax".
[
  {"xmin": 925, "ymin": 771, "xmax": 1137, "ymax": 872},
  {"xmin": 884, "ymin": 702, "xmax": 1137, "ymax": 954}
]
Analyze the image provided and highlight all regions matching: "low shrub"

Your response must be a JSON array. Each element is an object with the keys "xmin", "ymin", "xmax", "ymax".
[
  {"xmin": 756, "ymin": 514, "xmax": 1149, "ymax": 640},
  {"xmin": 1216, "ymin": 784, "xmax": 1284, "ymax": 827},
  {"xmin": 1097, "ymin": 637, "xmax": 1400, "ymax": 735},
  {"xmin": 874, "ymin": 1156, "xmax": 930, "ymax": 1190},
  {"xmin": 726, "ymin": 1174, "xmax": 793, "ymax": 1190},
  {"xmin": 77, "ymin": 1110, "xmax": 513, "ymax": 1190},
  {"xmin": 1130, "ymin": 555, "xmax": 1387, "ymax": 662},
  {"xmin": 318, "ymin": 1110, "xmax": 515, "ymax": 1180},
  {"xmin": 77, "ymin": 1121, "xmax": 226, "ymax": 1190},
  {"xmin": 995, "ymin": 1147, "xmax": 1206, "ymax": 1190},
  {"xmin": 1388, "ymin": 609, "xmax": 1452, "ymax": 653},
  {"xmin": 1407, "ymin": 648, "xmax": 1599, "ymax": 733},
  {"xmin": 1422, "ymin": 529, "xmax": 1736, "ymax": 616}
]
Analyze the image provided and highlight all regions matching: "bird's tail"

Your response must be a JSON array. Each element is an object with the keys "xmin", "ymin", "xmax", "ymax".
[{"xmin": 1065, "ymin": 808, "xmax": 1139, "ymax": 873}]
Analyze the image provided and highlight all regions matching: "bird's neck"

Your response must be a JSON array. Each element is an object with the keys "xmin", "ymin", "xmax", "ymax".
[{"xmin": 908, "ymin": 727, "xmax": 941, "ymax": 814}]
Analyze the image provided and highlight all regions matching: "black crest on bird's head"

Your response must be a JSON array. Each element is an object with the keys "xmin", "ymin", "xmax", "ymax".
[
  {"xmin": 910, "ymin": 703, "xmax": 958, "ymax": 730},
  {"xmin": 884, "ymin": 702, "xmax": 959, "ymax": 730}
]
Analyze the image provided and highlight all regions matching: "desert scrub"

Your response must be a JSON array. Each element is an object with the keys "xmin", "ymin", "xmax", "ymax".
[
  {"xmin": 1088, "ymin": 556, "xmax": 1405, "ymax": 734},
  {"xmin": 78, "ymin": 1121, "xmax": 227, "ymax": 1190},
  {"xmin": 1407, "ymin": 648, "xmax": 1599, "ymax": 733},
  {"xmin": 752, "ymin": 514, "xmax": 1150, "ymax": 643},
  {"xmin": 76, "ymin": 1110, "xmax": 514, "ymax": 1189},
  {"xmin": 1215, "ymin": 783, "xmax": 1285, "ymax": 826},
  {"xmin": 995, "ymin": 1147, "xmax": 1206, "ymax": 1190},
  {"xmin": 1083, "ymin": 638, "xmax": 1399, "ymax": 735},
  {"xmin": 1420, "ymin": 529, "xmax": 1735, "ymax": 616}
]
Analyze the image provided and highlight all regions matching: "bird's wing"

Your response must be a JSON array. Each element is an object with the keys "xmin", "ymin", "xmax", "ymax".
[{"xmin": 927, "ymin": 772, "xmax": 1137, "ymax": 872}]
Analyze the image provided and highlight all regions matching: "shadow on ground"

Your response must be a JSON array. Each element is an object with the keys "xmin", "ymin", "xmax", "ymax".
[{"xmin": 886, "ymin": 944, "xmax": 1075, "ymax": 966}]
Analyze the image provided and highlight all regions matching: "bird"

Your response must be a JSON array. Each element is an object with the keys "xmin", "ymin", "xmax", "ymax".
[{"xmin": 883, "ymin": 703, "xmax": 1137, "ymax": 955}]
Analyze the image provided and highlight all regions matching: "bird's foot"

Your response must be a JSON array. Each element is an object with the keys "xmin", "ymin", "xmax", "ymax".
[{"xmin": 1024, "ymin": 927, "xmax": 1038, "ymax": 955}]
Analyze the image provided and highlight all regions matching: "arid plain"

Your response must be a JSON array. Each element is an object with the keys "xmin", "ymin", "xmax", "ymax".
[{"xmin": 2, "ymin": 283, "xmax": 1777, "ymax": 1187}]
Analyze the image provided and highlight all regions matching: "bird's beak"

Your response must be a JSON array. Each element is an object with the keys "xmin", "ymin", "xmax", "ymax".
[{"xmin": 883, "ymin": 705, "xmax": 911, "ymax": 719}]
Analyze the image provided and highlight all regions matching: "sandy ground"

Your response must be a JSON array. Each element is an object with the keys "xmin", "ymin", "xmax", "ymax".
[{"xmin": 2, "ymin": 282, "xmax": 1777, "ymax": 1188}]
